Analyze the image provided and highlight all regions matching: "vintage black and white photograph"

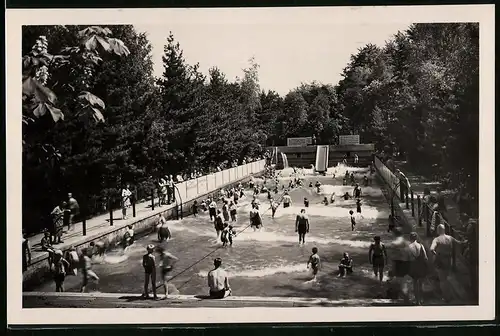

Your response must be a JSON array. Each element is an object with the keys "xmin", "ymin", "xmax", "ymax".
[{"xmin": 7, "ymin": 5, "xmax": 495, "ymax": 325}]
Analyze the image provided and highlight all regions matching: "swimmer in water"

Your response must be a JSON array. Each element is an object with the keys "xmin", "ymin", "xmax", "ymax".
[
  {"xmin": 295, "ymin": 209, "xmax": 310, "ymax": 245},
  {"xmin": 307, "ymin": 247, "xmax": 321, "ymax": 281},
  {"xmin": 157, "ymin": 246, "xmax": 178, "ymax": 299},
  {"xmin": 322, "ymin": 196, "xmax": 329, "ymax": 206}
]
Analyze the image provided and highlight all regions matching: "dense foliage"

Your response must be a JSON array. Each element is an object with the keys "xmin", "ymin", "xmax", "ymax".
[{"xmin": 21, "ymin": 23, "xmax": 479, "ymax": 234}]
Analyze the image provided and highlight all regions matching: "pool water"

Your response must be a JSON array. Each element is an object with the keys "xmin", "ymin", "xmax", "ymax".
[{"xmin": 34, "ymin": 165, "xmax": 405, "ymax": 300}]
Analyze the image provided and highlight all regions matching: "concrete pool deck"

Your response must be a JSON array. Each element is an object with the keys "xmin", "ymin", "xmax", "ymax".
[{"xmin": 23, "ymin": 291, "xmax": 398, "ymax": 308}]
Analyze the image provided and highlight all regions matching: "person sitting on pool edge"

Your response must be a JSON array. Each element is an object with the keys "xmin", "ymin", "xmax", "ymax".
[
  {"xmin": 338, "ymin": 252, "xmax": 353, "ymax": 278},
  {"xmin": 207, "ymin": 257, "xmax": 232, "ymax": 299}
]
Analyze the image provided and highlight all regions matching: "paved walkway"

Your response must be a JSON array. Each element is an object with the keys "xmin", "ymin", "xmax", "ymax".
[
  {"xmin": 391, "ymin": 160, "xmax": 475, "ymax": 303},
  {"xmin": 27, "ymin": 197, "xmax": 177, "ymax": 265},
  {"xmin": 23, "ymin": 292, "xmax": 397, "ymax": 308}
]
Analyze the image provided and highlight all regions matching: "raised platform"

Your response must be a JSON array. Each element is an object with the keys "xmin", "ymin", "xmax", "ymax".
[
  {"xmin": 268, "ymin": 144, "xmax": 374, "ymax": 169},
  {"xmin": 22, "ymin": 292, "xmax": 397, "ymax": 308}
]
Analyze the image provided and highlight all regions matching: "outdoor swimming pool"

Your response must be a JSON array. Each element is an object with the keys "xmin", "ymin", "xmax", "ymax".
[{"xmin": 33, "ymin": 165, "xmax": 404, "ymax": 300}]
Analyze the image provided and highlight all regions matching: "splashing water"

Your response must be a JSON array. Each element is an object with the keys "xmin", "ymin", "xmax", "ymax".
[
  {"xmin": 268, "ymin": 202, "xmax": 386, "ymax": 220},
  {"xmin": 229, "ymin": 229, "xmax": 374, "ymax": 248},
  {"xmin": 198, "ymin": 263, "xmax": 308, "ymax": 278},
  {"xmin": 319, "ymin": 185, "xmax": 383, "ymax": 198}
]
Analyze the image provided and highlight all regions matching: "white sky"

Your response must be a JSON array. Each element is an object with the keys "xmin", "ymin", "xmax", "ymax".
[{"xmin": 134, "ymin": 22, "xmax": 410, "ymax": 95}]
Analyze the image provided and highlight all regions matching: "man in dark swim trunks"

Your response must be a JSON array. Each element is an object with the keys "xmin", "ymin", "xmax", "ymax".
[
  {"xmin": 369, "ymin": 236, "xmax": 387, "ymax": 282},
  {"xmin": 295, "ymin": 209, "xmax": 310, "ymax": 245}
]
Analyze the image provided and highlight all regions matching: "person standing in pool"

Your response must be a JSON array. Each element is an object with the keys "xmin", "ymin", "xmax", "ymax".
[
  {"xmin": 122, "ymin": 225, "xmax": 135, "ymax": 250},
  {"xmin": 353, "ymin": 183, "xmax": 361, "ymax": 199},
  {"xmin": 330, "ymin": 192, "xmax": 336, "ymax": 204},
  {"xmin": 249, "ymin": 204, "xmax": 263, "ymax": 231},
  {"xmin": 270, "ymin": 198, "xmax": 279, "ymax": 218},
  {"xmin": 90, "ymin": 241, "xmax": 106, "ymax": 257},
  {"xmin": 208, "ymin": 199, "xmax": 217, "ymax": 221},
  {"xmin": 369, "ymin": 236, "xmax": 388, "ymax": 282},
  {"xmin": 80, "ymin": 248, "xmax": 99, "ymax": 293},
  {"xmin": 282, "ymin": 192, "xmax": 292, "ymax": 208},
  {"xmin": 315, "ymin": 181, "xmax": 322, "ymax": 193},
  {"xmin": 66, "ymin": 246, "xmax": 80, "ymax": 276},
  {"xmin": 157, "ymin": 246, "xmax": 179, "ymax": 299},
  {"xmin": 192, "ymin": 200, "xmax": 199, "ymax": 217},
  {"xmin": 214, "ymin": 210, "xmax": 225, "ymax": 240},
  {"xmin": 142, "ymin": 244, "xmax": 158, "ymax": 300},
  {"xmin": 53, "ymin": 249, "xmax": 70, "ymax": 292},
  {"xmin": 349, "ymin": 210, "xmax": 356, "ymax": 231},
  {"xmin": 233, "ymin": 189, "xmax": 240, "ymax": 204},
  {"xmin": 307, "ymin": 247, "xmax": 321, "ymax": 281},
  {"xmin": 229, "ymin": 201, "xmax": 237, "ymax": 222},
  {"xmin": 157, "ymin": 215, "xmax": 171, "ymax": 242},
  {"xmin": 207, "ymin": 258, "xmax": 232, "ymax": 299},
  {"xmin": 295, "ymin": 209, "xmax": 310, "ymax": 245},
  {"xmin": 303, "ymin": 197, "xmax": 309, "ymax": 208},
  {"xmin": 356, "ymin": 199, "xmax": 363, "ymax": 219},
  {"xmin": 222, "ymin": 201, "xmax": 230, "ymax": 222}
]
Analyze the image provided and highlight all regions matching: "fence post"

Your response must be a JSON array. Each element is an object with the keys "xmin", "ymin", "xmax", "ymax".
[
  {"xmin": 109, "ymin": 197, "xmax": 113, "ymax": 226},
  {"xmin": 417, "ymin": 195, "xmax": 422, "ymax": 227},
  {"xmin": 411, "ymin": 190, "xmax": 415, "ymax": 217},
  {"xmin": 405, "ymin": 189, "xmax": 409, "ymax": 209},
  {"xmin": 425, "ymin": 206, "xmax": 431, "ymax": 237},
  {"xmin": 82, "ymin": 213, "xmax": 87, "ymax": 236},
  {"xmin": 132, "ymin": 190, "xmax": 136, "ymax": 218},
  {"xmin": 151, "ymin": 189, "xmax": 155, "ymax": 211},
  {"xmin": 390, "ymin": 189, "xmax": 395, "ymax": 217}
]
